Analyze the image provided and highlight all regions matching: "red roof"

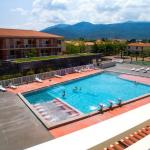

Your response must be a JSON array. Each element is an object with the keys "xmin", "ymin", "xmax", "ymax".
[
  {"xmin": 128, "ymin": 43, "xmax": 150, "ymax": 47},
  {"xmin": 0, "ymin": 28, "xmax": 63, "ymax": 38}
]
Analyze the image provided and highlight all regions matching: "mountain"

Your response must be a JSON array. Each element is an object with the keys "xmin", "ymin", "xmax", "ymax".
[{"xmin": 41, "ymin": 21, "xmax": 150, "ymax": 40}]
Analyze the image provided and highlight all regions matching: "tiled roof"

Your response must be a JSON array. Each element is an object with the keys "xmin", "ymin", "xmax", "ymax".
[
  {"xmin": 85, "ymin": 42, "xmax": 94, "ymax": 46},
  {"xmin": 0, "ymin": 28, "xmax": 63, "ymax": 38},
  {"xmin": 128, "ymin": 43, "xmax": 150, "ymax": 47}
]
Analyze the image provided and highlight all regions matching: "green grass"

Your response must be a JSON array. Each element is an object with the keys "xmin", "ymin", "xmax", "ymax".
[
  {"xmin": 132, "ymin": 61, "xmax": 150, "ymax": 66},
  {"xmin": 12, "ymin": 53, "xmax": 95, "ymax": 63}
]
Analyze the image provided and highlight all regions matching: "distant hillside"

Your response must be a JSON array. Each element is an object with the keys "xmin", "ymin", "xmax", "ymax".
[{"xmin": 41, "ymin": 21, "xmax": 150, "ymax": 40}]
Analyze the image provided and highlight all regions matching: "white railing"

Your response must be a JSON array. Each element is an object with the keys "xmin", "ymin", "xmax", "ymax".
[{"xmin": 0, "ymin": 64, "xmax": 96, "ymax": 87}]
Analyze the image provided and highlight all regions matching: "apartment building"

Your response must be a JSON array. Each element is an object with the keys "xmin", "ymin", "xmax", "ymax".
[
  {"xmin": 0, "ymin": 28, "xmax": 64, "ymax": 60},
  {"xmin": 127, "ymin": 43, "xmax": 150, "ymax": 52}
]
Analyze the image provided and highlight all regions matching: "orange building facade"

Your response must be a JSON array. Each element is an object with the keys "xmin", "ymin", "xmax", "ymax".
[{"xmin": 0, "ymin": 28, "xmax": 64, "ymax": 60}]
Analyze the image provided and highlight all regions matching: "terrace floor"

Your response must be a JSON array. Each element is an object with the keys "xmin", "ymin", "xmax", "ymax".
[
  {"xmin": 1, "ymin": 63, "xmax": 150, "ymax": 149},
  {"xmin": 0, "ymin": 92, "xmax": 52, "ymax": 150}
]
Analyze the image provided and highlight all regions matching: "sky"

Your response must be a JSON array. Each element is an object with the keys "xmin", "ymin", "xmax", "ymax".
[{"xmin": 0, "ymin": 0, "xmax": 150, "ymax": 30}]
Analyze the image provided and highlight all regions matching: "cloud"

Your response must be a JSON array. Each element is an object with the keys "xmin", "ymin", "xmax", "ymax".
[
  {"xmin": 11, "ymin": 0, "xmax": 150, "ymax": 30},
  {"xmin": 11, "ymin": 8, "xmax": 28, "ymax": 16}
]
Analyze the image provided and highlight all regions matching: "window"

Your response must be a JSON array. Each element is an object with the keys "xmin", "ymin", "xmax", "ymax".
[
  {"xmin": 57, "ymin": 40, "xmax": 61, "ymax": 44},
  {"xmin": 28, "ymin": 40, "xmax": 32, "ymax": 44},
  {"xmin": 10, "ymin": 50, "xmax": 15, "ymax": 56}
]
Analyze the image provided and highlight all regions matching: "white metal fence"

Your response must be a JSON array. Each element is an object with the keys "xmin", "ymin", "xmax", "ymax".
[{"xmin": 0, "ymin": 64, "xmax": 96, "ymax": 87}]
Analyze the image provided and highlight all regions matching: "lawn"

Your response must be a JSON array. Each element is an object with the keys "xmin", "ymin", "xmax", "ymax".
[
  {"xmin": 12, "ymin": 53, "xmax": 96, "ymax": 63},
  {"xmin": 132, "ymin": 61, "xmax": 150, "ymax": 66}
]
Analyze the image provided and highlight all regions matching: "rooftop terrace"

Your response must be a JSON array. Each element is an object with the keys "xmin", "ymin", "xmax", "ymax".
[{"xmin": 0, "ymin": 63, "xmax": 149, "ymax": 150}]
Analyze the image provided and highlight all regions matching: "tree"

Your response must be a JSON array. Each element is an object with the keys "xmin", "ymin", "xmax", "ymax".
[
  {"xmin": 118, "ymin": 43, "xmax": 127, "ymax": 58},
  {"xmin": 66, "ymin": 43, "xmax": 80, "ymax": 54},
  {"xmin": 78, "ymin": 37, "xmax": 85, "ymax": 41},
  {"xmin": 79, "ymin": 42, "xmax": 86, "ymax": 53},
  {"xmin": 97, "ymin": 43, "xmax": 106, "ymax": 54},
  {"xmin": 26, "ymin": 48, "xmax": 37, "ymax": 57},
  {"xmin": 141, "ymin": 47, "xmax": 150, "ymax": 61},
  {"xmin": 92, "ymin": 43, "xmax": 99, "ymax": 53}
]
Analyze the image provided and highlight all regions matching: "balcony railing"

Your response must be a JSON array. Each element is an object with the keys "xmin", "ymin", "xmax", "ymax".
[{"xmin": 8, "ymin": 44, "xmax": 60, "ymax": 49}]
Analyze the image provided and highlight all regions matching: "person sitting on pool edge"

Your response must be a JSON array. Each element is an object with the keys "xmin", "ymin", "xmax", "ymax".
[
  {"xmin": 108, "ymin": 101, "xmax": 113, "ymax": 110},
  {"xmin": 117, "ymin": 98, "xmax": 122, "ymax": 107},
  {"xmin": 99, "ymin": 104, "xmax": 104, "ymax": 113}
]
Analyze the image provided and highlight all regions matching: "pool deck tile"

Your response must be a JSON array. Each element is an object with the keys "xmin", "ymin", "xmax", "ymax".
[
  {"xmin": 7, "ymin": 70, "xmax": 101, "ymax": 94},
  {"xmin": 119, "ymin": 74, "xmax": 150, "ymax": 85},
  {"xmin": 49, "ymin": 96, "xmax": 150, "ymax": 138}
]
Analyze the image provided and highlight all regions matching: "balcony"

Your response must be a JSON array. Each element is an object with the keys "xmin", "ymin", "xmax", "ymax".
[{"xmin": 8, "ymin": 44, "xmax": 61, "ymax": 49}]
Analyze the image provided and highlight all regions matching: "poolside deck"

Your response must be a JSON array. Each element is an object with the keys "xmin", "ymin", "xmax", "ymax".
[
  {"xmin": 4, "ymin": 64, "xmax": 150, "ymax": 143},
  {"xmin": 0, "ymin": 64, "xmax": 150, "ymax": 150},
  {"xmin": 105, "ymin": 63, "xmax": 150, "ymax": 78},
  {"xmin": 49, "ymin": 96, "xmax": 150, "ymax": 138},
  {"xmin": 7, "ymin": 69, "xmax": 101, "ymax": 94},
  {"xmin": 119, "ymin": 74, "xmax": 150, "ymax": 85}
]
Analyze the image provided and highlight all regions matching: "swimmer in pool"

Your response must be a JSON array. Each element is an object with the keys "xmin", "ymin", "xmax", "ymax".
[
  {"xmin": 79, "ymin": 87, "xmax": 82, "ymax": 91},
  {"xmin": 73, "ymin": 86, "xmax": 78, "ymax": 92},
  {"xmin": 62, "ymin": 90, "xmax": 66, "ymax": 98}
]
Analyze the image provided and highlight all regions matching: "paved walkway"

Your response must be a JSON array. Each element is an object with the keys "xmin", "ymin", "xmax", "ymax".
[
  {"xmin": 49, "ymin": 96, "xmax": 150, "ymax": 138},
  {"xmin": 105, "ymin": 63, "xmax": 150, "ymax": 78},
  {"xmin": 0, "ymin": 92, "xmax": 52, "ymax": 150},
  {"xmin": 120, "ymin": 74, "xmax": 150, "ymax": 85},
  {"xmin": 7, "ymin": 70, "xmax": 101, "ymax": 94}
]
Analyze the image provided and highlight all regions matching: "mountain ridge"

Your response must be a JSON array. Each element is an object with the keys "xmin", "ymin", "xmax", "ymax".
[{"xmin": 41, "ymin": 21, "xmax": 150, "ymax": 40}]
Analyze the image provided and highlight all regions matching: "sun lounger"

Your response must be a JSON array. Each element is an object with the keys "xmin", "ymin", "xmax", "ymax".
[
  {"xmin": 135, "ymin": 69, "xmax": 140, "ymax": 72},
  {"xmin": 33, "ymin": 103, "xmax": 41, "ymax": 107},
  {"xmin": 114, "ymin": 59, "xmax": 124, "ymax": 63},
  {"xmin": 35, "ymin": 77, "xmax": 43, "ymax": 83},
  {"xmin": 41, "ymin": 112, "xmax": 49, "ymax": 116},
  {"xmin": 37, "ymin": 108, "xmax": 46, "ymax": 113},
  {"xmin": 75, "ymin": 69, "xmax": 81, "ymax": 73},
  {"xmin": 8, "ymin": 83, "xmax": 17, "ymax": 89},
  {"xmin": 140, "ymin": 67, "xmax": 145, "ymax": 70},
  {"xmin": 44, "ymin": 115, "xmax": 52, "ymax": 120},
  {"xmin": 0, "ymin": 85, "xmax": 6, "ymax": 92},
  {"xmin": 131, "ymin": 68, "xmax": 135, "ymax": 71},
  {"xmin": 143, "ymin": 70, "xmax": 147, "ymax": 73},
  {"xmin": 35, "ymin": 106, "xmax": 44, "ymax": 110},
  {"xmin": 54, "ymin": 74, "xmax": 63, "ymax": 78}
]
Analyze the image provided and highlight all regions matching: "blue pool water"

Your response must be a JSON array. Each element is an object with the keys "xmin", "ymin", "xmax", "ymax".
[{"xmin": 24, "ymin": 72, "xmax": 150, "ymax": 114}]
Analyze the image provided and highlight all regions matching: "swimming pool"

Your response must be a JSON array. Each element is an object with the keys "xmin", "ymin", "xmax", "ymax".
[{"xmin": 24, "ymin": 72, "xmax": 150, "ymax": 114}]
